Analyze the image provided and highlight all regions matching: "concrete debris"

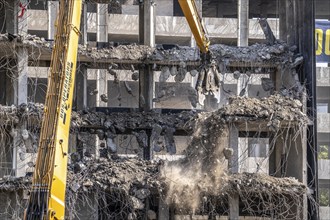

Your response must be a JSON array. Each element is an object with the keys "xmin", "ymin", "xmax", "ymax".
[
  {"xmin": 170, "ymin": 66, "xmax": 178, "ymax": 76},
  {"xmin": 223, "ymin": 148, "xmax": 234, "ymax": 159},
  {"xmin": 133, "ymin": 130, "xmax": 148, "ymax": 148},
  {"xmin": 174, "ymin": 67, "xmax": 187, "ymax": 82},
  {"xmin": 100, "ymin": 94, "xmax": 108, "ymax": 103},
  {"xmin": 0, "ymin": 92, "xmax": 310, "ymax": 216},
  {"xmin": 190, "ymin": 69, "xmax": 198, "ymax": 77},
  {"xmin": 131, "ymin": 71, "xmax": 139, "ymax": 81},
  {"xmin": 258, "ymin": 18, "xmax": 277, "ymax": 45},
  {"xmin": 150, "ymin": 124, "xmax": 162, "ymax": 152},
  {"xmin": 0, "ymin": 95, "xmax": 309, "ymax": 133},
  {"xmin": 261, "ymin": 77, "xmax": 275, "ymax": 92},
  {"xmin": 124, "ymin": 81, "xmax": 134, "ymax": 95},
  {"xmin": 0, "ymin": 34, "xmax": 298, "ymax": 67},
  {"xmin": 160, "ymin": 66, "xmax": 171, "ymax": 82},
  {"xmin": 164, "ymin": 126, "xmax": 176, "ymax": 155},
  {"xmin": 106, "ymin": 137, "xmax": 117, "ymax": 153},
  {"xmin": 0, "ymin": 94, "xmax": 309, "ymax": 216}
]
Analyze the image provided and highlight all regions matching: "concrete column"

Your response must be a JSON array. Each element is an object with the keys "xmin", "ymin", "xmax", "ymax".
[
  {"xmin": 48, "ymin": 1, "xmax": 59, "ymax": 40},
  {"xmin": 237, "ymin": 73, "xmax": 248, "ymax": 97},
  {"xmin": 75, "ymin": 64, "xmax": 88, "ymax": 110},
  {"xmin": 237, "ymin": 0, "xmax": 249, "ymax": 99},
  {"xmin": 229, "ymin": 125, "xmax": 239, "ymax": 220},
  {"xmin": 138, "ymin": 0, "xmax": 155, "ymax": 111},
  {"xmin": 13, "ymin": 0, "xmax": 29, "ymax": 177},
  {"xmin": 97, "ymin": 4, "xmax": 108, "ymax": 47},
  {"xmin": 139, "ymin": 0, "xmax": 156, "ymax": 47},
  {"xmin": 286, "ymin": 0, "xmax": 295, "ymax": 46},
  {"xmin": 75, "ymin": 3, "xmax": 88, "ymax": 110},
  {"xmin": 95, "ymin": 0, "xmax": 107, "ymax": 159},
  {"xmin": 158, "ymin": 198, "xmax": 169, "ymax": 220},
  {"xmin": 80, "ymin": 3, "xmax": 88, "ymax": 46},
  {"xmin": 16, "ymin": 48, "xmax": 28, "ymax": 105},
  {"xmin": 96, "ymin": 4, "xmax": 108, "ymax": 107},
  {"xmin": 5, "ymin": 0, "xmax": 18, "ymax": 35},
  {"xmin": 229, "ymin": 194, "xmax": 239, "ymax": 220},
  {"xmin": 237, "ymin": 0, "xmax": 249, "ymax": 47},
  {"xmin": 190, "ymin": 35, "xmax": 196, "ymax": 48},
  {"xmin": 138, "ymin": 1, "xmax": 156, "ymax": 160},
  {"xmin": 279, "ymin": 0, "xmax": 287, "ymax": 41}
]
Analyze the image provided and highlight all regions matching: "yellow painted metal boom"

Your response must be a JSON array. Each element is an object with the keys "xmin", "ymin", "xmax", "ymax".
[
  {"xmin": 24, "ymin": 0, "xmax": 82, "ymax": 219},
  {"xmin": 178, "ymin": 0, "xmax": 210, "ymax": 53}
]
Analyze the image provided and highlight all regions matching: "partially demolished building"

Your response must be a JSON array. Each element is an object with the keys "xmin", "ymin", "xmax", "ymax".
[{"xmin": 0, "ymin": 0, "xmax": 325, "ymax": 219}]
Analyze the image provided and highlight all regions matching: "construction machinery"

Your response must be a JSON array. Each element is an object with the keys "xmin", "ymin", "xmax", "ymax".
[
  {"xmin": 24, "ymin": 0, "xmax": 82, "ymax": 219},
  {"xmin": 179, "ymin": 0, "xmax": 221, "ymax": 104},
  {"xmin": 24, "ymin": 0, "xmax": 217, "ymax": 219}
]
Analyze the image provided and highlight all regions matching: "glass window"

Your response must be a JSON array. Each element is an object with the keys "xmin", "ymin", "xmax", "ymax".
[
  {"xmin": 317, "ymin": 103, "xmax": 328, "ymax": 113},
  {"xmin": 248, "ymin": 138, "xmax": 269, "ymax": 158},
  {"xmin": 319, "ymin": 187, "xmax": 330, "ymax": 207},
  {"xmin": 319, "ymin": 144, "xmax": 330, "ymax": 159}
]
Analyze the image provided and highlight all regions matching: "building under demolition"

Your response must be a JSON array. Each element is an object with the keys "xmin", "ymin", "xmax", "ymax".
[{"xmin": 0, "ymin": 0, "xmax": 328, "ymax": 219}]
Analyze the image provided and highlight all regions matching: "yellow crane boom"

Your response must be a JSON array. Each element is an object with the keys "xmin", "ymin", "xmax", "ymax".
[
  {"xmin": 24, "ymin": 0, "xmax": 82, "ymax": 219},
  {"xmin": 178, "ymin": 0, "xmax": 210, "ymax": 54}
]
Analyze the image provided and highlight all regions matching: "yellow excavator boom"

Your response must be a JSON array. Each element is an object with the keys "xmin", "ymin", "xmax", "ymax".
[
  {"xmin": 178, "ymin": 0, "xmax": 210, "ymax": 53},
  {"xmin": 24, "ymin": 0, "xmax": 82, "ymax": 219}
]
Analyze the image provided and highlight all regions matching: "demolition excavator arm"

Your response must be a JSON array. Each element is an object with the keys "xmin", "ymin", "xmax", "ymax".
[
  {"xmin": 24, "ymin": 0, "xmax": 82, "ymax": 219},
  {"xmin": 179, "ymin": 0, "xmax": 221, "ymax": 104},
  {"xmin": 178, "ymin": 0, "xmax": 210, "ymax": 54}
]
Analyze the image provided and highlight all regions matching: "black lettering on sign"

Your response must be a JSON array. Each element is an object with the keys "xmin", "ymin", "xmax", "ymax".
[{"xmin": 60, "ymin": 62, "xmax": 73, "ymax": 125}]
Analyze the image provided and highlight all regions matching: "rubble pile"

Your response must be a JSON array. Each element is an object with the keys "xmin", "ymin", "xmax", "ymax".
[
  {"xmin": 66, "ymin": 157, "xmax": 162, "ymax": 215},
  {"xmin": 0, "ymin": 95, "xmax": 308, "ymax": 131},
  {"xmin": 221, "ymin": 94, "xmax": 309, "ymax": 129},
  {"xmin": 79, "ymin": 44, "xmax": 153, "ymax": 61},
  {"xmin": 0, "ymin": 94, "xmax": 310, "ymax": 217},
  {"xmin": 211, "ymin": 42, "xmax": 301, "ymax": 66},
  {"xmin": 0, "ymin": 34, "xmax": 299, "ymax": 66},
  {"xmin": 228, "ymin": 172, "xmax": 306, "ymax": 194},
  {"xmin": 0, "ymin": 103, "xmax": 44, "ymax": 127},
  {"xmin": 71, "ymin": 110, "xmax": 196, "ymax": 131},
  {"xmin": 67, "ymin": 157, "xmax": 161, "ymax": 193},
  {"xmin": 161, "ymin": 94, "xmax": 309, "ymax": 211}
]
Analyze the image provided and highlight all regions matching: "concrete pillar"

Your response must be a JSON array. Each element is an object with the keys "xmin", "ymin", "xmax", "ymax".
[
  {"xmin": 48, "ymin": 1, "xmax": 59, "ymax": 40},
  {"xmin": 138, "ymin": 1, "xmax": 156, "ymax": 160},
  {"xmin": 237, "ymin": 0, "xmax": 249, "ymax": 47},
  {"xmin": 0, "ymin": 60, "xmax": 6, "ymax": 104},
  {"xmin": 13, "ymin": 0, "xmax": 29, "ymax": 177},
  {"xmin": 229, "ymin": 194, "xmax": 239, "ymax": 220},
  {"xmin": 97, "ymin": 4, "xmax": 108, "ymax": 47},
  {"xmin": 138, "ymin": 0, "xmax": 155, "ymax": 111},
  {"xmin": 279, "ymin": 0, "xmax": 287, "ymax": 41},
  {"xmin": 237, "ymin": 0, "xmax": 249, "ymax": 99},
  {"xmin": 75, "ymin": 3, "xmax": 88, "ymax": 110},
  {"xmin": 96, "ymin": 4, "xmax": 108, "ymax": 107},
  {"xmin": 16, "ymin": 48, "xmax": 28, "ymax": 105},
  {"xmin": 75, "ymin": 64, "xmax": 88, "ymax": 110},
  {"xmin": 158, "ymin": 198, "xmax": 169, "ymax": 220},
  {"xmin": 139, "ymin": 0, "xmax": 155, "ymax": 47},
  {"xmin": 237, "ymin": 73, "xmax": 248, "ymax": 97},
  {"xmin": 228, "ymin": 125, "xmax": 239, "ymax": 220},
  {"xmin": 286, "ymin": 0, "xmax": 295, "ymax": 46},
  {"xmin": 80, "ymin": 3, "xmax": 88, "ymax": 46},
  {"xmin": 0, "ymin": 3, "xmax": 5, "ymax": 34},
  {"xmin": 5, "ymin": 0, "xmax": 18, "ymax": 35}
]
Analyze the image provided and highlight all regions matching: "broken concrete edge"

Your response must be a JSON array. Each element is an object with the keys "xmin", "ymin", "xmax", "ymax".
[
  {"xmin": 0, "ymin": 164, "xmax": 308, "ymax": 217},
  {"xmin": 0, "ymin": 95, "xmax": 310, "ymax": 131},
  {"xmin": 0, "ymin": 94, "xmax": 312, "ymax": 217},
  {"xmin": 0, "ymin": 166, "xmax": 307, "ymax": 194},
  {"xmin": 0, "ymin": 33, "xmax": 302, "ymax": 69}
]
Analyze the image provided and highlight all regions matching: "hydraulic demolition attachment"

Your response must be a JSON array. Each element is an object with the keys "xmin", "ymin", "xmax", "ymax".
[
  {"xmin": 24, "ymin": 0, "xmax": 82, "ymax": 219},
  {"xmin": 178, "ymin": 0, "xmax": 221, "ymax": 105}
]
